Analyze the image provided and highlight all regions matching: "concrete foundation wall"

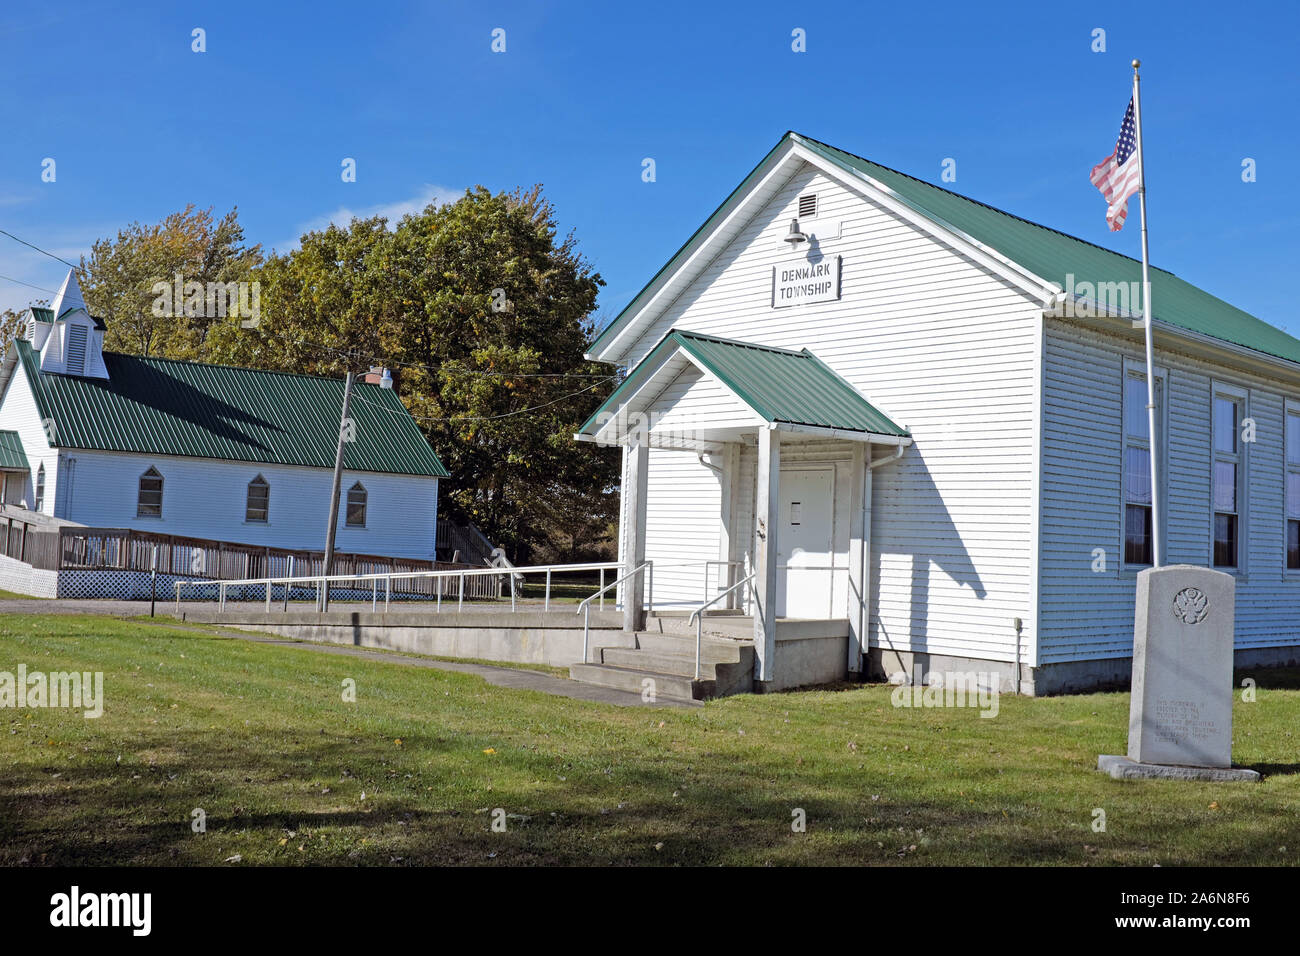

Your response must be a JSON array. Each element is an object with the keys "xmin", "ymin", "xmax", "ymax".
[
  {"xmin": 769, "ymin": 632, "xmax": 849, "ymax": 692},
  {"xmin": 868, "ymin": 643, "xmax": 1300, "ymax": 697},
  {"xmin": 180, "ymin": 609, "xmax": 636, "ymax": 668}
]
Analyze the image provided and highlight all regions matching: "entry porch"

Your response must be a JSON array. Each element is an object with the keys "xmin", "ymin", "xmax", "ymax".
[{"xmin": 577, "ymin": 330, "xmax": 911, "ymax": 688}]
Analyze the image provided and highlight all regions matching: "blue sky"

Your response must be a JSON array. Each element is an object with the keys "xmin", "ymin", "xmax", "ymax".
[{"xmin": 2, "ymin": 0, "xmax": 1297, "ymax": 334}]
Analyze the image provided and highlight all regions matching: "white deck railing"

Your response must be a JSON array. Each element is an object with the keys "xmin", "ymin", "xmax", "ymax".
[{"xmin": 174, "ymin": 561, "xmax": 623, "ymax": 615}]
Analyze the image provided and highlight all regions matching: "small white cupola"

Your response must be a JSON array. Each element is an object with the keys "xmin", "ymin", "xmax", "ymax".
[{"xmin": 39, "ymin": 269, "xmax": 109, "ymax": 380}]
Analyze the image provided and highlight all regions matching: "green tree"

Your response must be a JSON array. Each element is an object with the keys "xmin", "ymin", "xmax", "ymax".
[
  {"xmin": 216, "ymin": 185, "xmax": 619, "ymax": 561},
  {"xmin": 80, "ymin": 205, "xmax": 263, "ymax": 358},
  {"xmin": 0, "ymin": 307, "xmax": 32, "ymax": 354}
]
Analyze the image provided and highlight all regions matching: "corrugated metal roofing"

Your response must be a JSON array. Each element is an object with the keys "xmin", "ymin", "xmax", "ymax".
[
  {"xmin": 14, "ymin": 340, "xmax": 448, "ymax": 477},
  {"xmin": 582, "ymin": 330, "xmax": 908, "ymax": 438},
  {"xmin": 0, "ymin": 430, "xmax": 29, "ymax": 470},
  {"xmin": 593, "ymin": 131, "xmax": 1300, "ymax": 367}
]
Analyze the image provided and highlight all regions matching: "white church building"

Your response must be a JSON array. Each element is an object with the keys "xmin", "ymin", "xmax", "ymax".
[
  {"xmin": 0, "ymin": 271, "xmax": 447, "ymax": 589},
  {"xmin": 580, "ymin": 131, "xmax": 1300, "ymax": 695}
]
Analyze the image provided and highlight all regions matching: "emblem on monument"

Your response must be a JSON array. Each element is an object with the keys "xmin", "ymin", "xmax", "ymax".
[{"xmin": 1172, "ymin": 587, "xmax": 1209, "ymax": 625}]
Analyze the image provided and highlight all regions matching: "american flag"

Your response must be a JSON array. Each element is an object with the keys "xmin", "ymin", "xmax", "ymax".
[{"xmin": 1090, "ymin": 97, "xmax": 1141, "ymax": 231}]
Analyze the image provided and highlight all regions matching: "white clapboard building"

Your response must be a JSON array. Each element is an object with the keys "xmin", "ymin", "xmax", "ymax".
[
  {"xmin": 0, "ymin": 270, "xmax": 447, "ymax": 596},
  {"xmin": 579, "ymin": 131, "xmax": 1300, "ymax": 694}
]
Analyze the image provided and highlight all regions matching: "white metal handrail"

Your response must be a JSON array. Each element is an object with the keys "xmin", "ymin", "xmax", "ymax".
[
  {"xmin": 687, "ymin": 572, "xmax": 756, "ymax": 681},
  {"xmin": 174, "ymin": 561, "xmax": 622, "ymax": 614},
  {"xmin": 576, "ymin": 561, "xmax": 654, "ymax": 663}
]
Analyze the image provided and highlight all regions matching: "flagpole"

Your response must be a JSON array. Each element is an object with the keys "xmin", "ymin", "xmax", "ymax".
[{"xmin": 1132, "ymin": 58, "xmax": 1162, "ymax": 567}]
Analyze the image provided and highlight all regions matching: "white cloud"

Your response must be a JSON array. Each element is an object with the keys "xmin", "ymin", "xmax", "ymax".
[{"xmin": 276, "ymin": 183, "xmax": 462, "ymax": 252}]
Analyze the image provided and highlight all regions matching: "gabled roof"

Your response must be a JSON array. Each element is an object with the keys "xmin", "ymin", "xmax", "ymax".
[
  {"xmin": 0, "ymin": 430, "xmax": 29, "ymax": 470},
  {"xmin": 591, "ymin": 131, "xmax": 1300, "ymax": 367},
  {"xmin": 10, "ymin": 339, "xmax": 448, "ymax": 478},
  {"xmin": 580, "ymin": 330, "xmax": 908, "ymax": 439}
]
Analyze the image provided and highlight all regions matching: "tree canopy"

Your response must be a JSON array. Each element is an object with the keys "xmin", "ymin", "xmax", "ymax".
[{"xmin": 75, "ymin": 188, "xmax": 619, "ymax": 561}]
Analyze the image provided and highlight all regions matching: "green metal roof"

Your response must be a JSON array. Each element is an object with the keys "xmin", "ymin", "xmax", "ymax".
[
  {"xmin": 30, "ymin": 307, "xmax": 53, "ymax": 324},
  {"xmin": 581, "ymin": 330, "xmax": 908, "ymax": 438},
  {"xmin": 593, "ymin": 131, "xmax": 1300, "ymax": 367},
  {"xmin": 0, "ymin": 430, "xmax": 29, "ymax": 470},
  {"xmin": 13, "ymin": 340, "xmax": 448, "ymax": 478}
]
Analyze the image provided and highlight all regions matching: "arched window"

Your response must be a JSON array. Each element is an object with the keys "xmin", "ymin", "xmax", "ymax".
[
  {"xmin": 137, "ymin": 466, "xmax": 163, "ymax": 517},
  {"xmin": 346, "ymin": 482, "xmax": 367, "ymax": 527},
  {"xmin": 245, "ymin": 474, "xmax": 269, "ymax": 523},
  {"xmin": 34, "ymin": 463, "xmax": 45, "ymax": 512}
]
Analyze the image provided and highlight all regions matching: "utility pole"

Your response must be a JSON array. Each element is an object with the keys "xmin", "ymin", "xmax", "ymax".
[{"xmin": 320, "ymin": 369, "xmax": 356, "ymax": 611}]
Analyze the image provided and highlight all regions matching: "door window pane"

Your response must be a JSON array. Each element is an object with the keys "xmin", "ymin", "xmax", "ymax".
[
  {"xmin": 1125, "ymin": 504, "xmax": 1153, "ymax": 565},
  {"xmin": 1214, "ymin": 513, "xmax": 1238, "ymax": 567},
  {"xmin": 1213, "ymin": 461, "xmax": 1237, "ymax": 512},
  {"xmin": 1124, "ymin": 376, "xmax": 1149, "ymax": 438},
  {"xmin": 1125, "ymin": 447, "xmax": 1152, "ymax": 504},
  {"xmin": 1214, "ymin": 397, "xmax": 1238, "ymax": 453}
]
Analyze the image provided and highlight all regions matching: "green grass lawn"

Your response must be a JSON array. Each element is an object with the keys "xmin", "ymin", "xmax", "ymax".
[{"xmin": 2, "ymin": 612, "xmax": 1298, "ymax": 866}]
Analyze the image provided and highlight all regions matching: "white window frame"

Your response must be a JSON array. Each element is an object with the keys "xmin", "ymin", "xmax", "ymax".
[
  {"xmin": 137, "ymin": 466, "xmax": 164, "ymax": 518},
  {"xmin": 1210, "ymin": 380, "xmax": 1249, "ymax": 573},
  {"xmin": 1119, "ymin": 358, "xmax": 1168, "ymax": 571},
  {"xmin": 245, "ymin": 474, "xmax": 270, "ymax": 524},
  {"xmin": 34, "ymin": 463, "xmax": 45, "ymax": 513},
  {"xmin": 345, "ymin": 481, "xmax": 367, "ymax": 529},
  {"xmin": 1284, "ymin": 398, "xmax": 1300, "ymax": 573}
]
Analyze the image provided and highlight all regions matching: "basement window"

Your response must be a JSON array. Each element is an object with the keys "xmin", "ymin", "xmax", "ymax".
[{"xmin": 346, "ymin": 482, "xmax": 367, "ymax": 528}]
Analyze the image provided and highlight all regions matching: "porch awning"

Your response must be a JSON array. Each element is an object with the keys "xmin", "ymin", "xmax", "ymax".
[
  {"xmin": 578, "ymin": 329, "xmax": 909, "ymax": 445},
  {"xmin": 0, "ymin": 431, "xmax": 29, "ymax": 470}
]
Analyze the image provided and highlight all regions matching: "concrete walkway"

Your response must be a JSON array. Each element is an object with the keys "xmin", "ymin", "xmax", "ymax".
[{"xmin": 0, "ymin": 599, "xmax": 697, "ymax": 709}]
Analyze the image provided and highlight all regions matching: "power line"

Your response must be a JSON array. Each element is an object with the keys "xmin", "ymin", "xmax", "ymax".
[
  {"xmin": 0, "ymin": 228, "xmax": 80, "ymax": 269},
  {"xmin": 0, "ymin": 273, "xmax": 60, "ymax": 297},
  {"xmin": 255, "ymin": 325, "xmax": 613, "ymax": 380},
  {"xmin": 349, "ymin": 376, "xmax": 615, "ymax": 424}
]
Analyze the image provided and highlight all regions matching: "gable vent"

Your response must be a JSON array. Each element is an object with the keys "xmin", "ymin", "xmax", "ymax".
[
  {"xmin": 798, "ymin": 193, "xmax": 818, "ymax": 219},
  {"xmin": 66, "ymin": 325, "xmax": 87, "ymax": 375}
]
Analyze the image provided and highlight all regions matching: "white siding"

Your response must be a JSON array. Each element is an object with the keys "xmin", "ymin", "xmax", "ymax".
[
  {"xmin": 57, "ymin": 449, "xmax": 438, "ymax": 560},
  {"xmin": 0, "ymin": 360, "xmax": 57, "ymax": 513},
  {"xmin": 1040, "ymin": 317, "xmax": 1300, "ymax": 662},
  {"xmin": 646, "ymin": 364, "xmax": 758, "ymax": 435},
  {"xmin": 642, "ymin": 446, "xmax": 722, "ymax": 606},
  {"xmin": 618, "ymin": 161, "xmax": 1042, "ymax": 660}
]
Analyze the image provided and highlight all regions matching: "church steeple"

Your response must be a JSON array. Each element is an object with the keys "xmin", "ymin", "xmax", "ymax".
[{"xmin": 37, "ymin": 269, "xmax": 108, "ymax": 380}]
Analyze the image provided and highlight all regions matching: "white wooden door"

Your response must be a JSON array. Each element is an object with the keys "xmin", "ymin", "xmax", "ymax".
[{"xmin": 777, "ymin": 467, "xmax": 834, "ymax": 618}]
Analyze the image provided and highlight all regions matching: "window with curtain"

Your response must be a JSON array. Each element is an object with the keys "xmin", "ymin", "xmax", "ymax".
[
  {"xmin": 1123, "ymin": 370, "xmax": 1163, "ymax": 566},
  {"xmin": 246, "ymin": 475, "xmax": 270, "ymax": 523},
  {"xmin": 137, "ymin": 467, "xmax": 163, "ymax": 517},
  {"xmin": 1212, "ymin": 391, "xmax": 1243, "ymax": 568},
  {"xmin": 346, "ymin": 482, "xmax": 367, "ymax": 527}
]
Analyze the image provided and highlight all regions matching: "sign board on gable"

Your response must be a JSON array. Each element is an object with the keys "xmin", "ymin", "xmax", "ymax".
[{"xmin": 772, "ymin": 256, "xmax": 841, "ymax": 309}]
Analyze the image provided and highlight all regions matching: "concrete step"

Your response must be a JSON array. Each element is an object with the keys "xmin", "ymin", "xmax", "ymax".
[
  {"xmin": 568, "ymin": 663, "xmax": 711, "ymax": 702},
  {"xmin": 631, "ymin": 632, "xmax": 753, "ymax": 657},
  {"xmin": 599, "ymin": 648, "xmax": 754, "ymax": 698},
  {"xmin": 603, "ymin": 647, "xmax": 731, "ymax": 675}
]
